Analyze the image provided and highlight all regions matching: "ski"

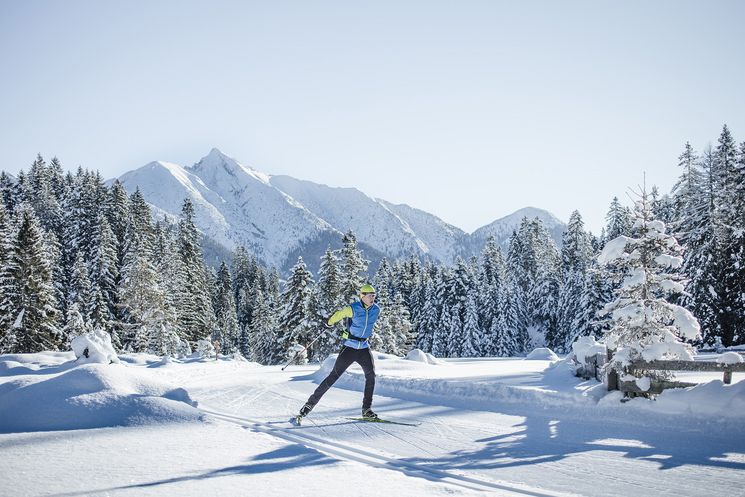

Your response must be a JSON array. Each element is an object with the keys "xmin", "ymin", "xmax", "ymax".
[{"xmin": 345, "ymin": 417, "xmax": 420, "ymax": 427}]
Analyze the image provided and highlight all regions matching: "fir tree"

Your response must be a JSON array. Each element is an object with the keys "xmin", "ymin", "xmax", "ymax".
[
  {"xmin": 598, "ymin": 185, "xmax": 701, "ymax": 386},
  {"xmin": 176, "ymin": 198, "xmax": 214, "ymax": 345},
  {"xmin": 278, "ymin": 256, "xmax": 314, "ymax": 357},
  {"xmin": 0, "ymin": 207, "xmax": 61, "ymax": 353},
  {"xmin": 339, "ymin": 230, "xmax": 368, "ymax": 303},
  {"xmin": 213, "ymin": 262, "xmax": 239, "ymax": 354}
]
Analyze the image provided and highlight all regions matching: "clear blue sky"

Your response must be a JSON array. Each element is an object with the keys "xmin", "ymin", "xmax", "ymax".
[{"xmin": 1, "ymin": 0, "xmax": 743, "ymax": 234}]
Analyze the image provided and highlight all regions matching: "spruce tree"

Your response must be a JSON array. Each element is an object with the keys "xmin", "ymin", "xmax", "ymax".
[
  {"xmin": 339, "ymin": 230, "xmax": 368, "ymax": 303},
  {"xmin": 0, "ymin": 207, "xmax": 61, "ymax": 353},
  {"xmin": 213, "ymin": 262, "xmax": 239, "ymax": 354},
  {"xmin": 598, "ymin": 185, "xmax": 701, "ymax": 386},
  {"xmin": 278, "ymin": 256, "xmax": 314, "ymax": 356},
  {"xmin": 176, "ymin": 198, "xmax": 214, "ymax": 345}
]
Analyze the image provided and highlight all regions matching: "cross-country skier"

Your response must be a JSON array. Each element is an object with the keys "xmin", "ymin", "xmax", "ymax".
[{"xmin": 296, "ymin": 284, "xmax": 381, "ymax": 421}]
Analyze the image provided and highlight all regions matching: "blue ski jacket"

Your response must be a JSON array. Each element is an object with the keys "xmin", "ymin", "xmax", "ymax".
[{"xmin": 327, "ymin": 300, "xmax": 381, "ymax": 349}]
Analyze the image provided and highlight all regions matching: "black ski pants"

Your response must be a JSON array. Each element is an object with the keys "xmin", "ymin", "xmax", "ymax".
[{"xmin": 307, "ymin": 346, "xmax": 376, "ymax": 409}]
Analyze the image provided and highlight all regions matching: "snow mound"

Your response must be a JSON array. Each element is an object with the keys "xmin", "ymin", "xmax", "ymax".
[
  {"xmin": 628, "ymin": 380, "xmax": 745, "ymax": 418},
  {"xmin": 71, "ymin": 329, "xmax": 120, "ymax": 364},
  {"xmin": 406, "ymin": 349, "xmax": 445, "ymax": 365},
  {"xmin": 717, "ymin": 352, "xmax": 744, "ymax": 365},
  {"xmin": 0, "ymin": 362, "xmax": 201, "ymax": 433},
  {"xmin": 525, "ymin": 348, "xmax": 559, "ymax": 361},
  {"xmin": 571, "ymin": 336, "xmax": 606, "ymax": 364}
]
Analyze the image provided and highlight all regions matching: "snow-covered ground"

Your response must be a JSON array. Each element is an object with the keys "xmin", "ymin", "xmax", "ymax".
[{"xmin": 1, "ymin": 350, "xmax": 744, "ymax": 497}]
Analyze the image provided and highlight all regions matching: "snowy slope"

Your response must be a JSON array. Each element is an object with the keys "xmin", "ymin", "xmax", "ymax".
[
  {"xmin": 117, "ymin": 150, "xmax": 340, "ymax": 269},
  {"xmin": 376, "ymin": 199, "xmax": 468, "ymax": 263},
  {"xmin": 117, "ymin": 160, "xmax": 232, "ymax": 242},
  {"xmin": 471, "ymin": 206, "xmax": 566, "ymax": 250},
  {"xmin": 2, "ymin": 351, "xmax": 744, "ymax": 497}
]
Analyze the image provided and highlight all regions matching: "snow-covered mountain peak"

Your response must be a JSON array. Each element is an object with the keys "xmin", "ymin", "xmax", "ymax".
[
  {"xmin": 115, "ymin": 149, "xmax": 567, "ymax": 271},
  {"xmin": 189, "ymin": 148, "xmax": 271, "ymax": 185}
]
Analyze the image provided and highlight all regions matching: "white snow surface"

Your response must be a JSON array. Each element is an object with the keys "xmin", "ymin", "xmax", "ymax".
[
  {"xmin": 717, "ymin": 352, "xmax": 744, "ymax": 364},
  {"xmin": 525, "ymin": 347, "xmax": 560, "ymax": 361},
  {"xmin": 2, "ymin": 350, "xmax": 744, "ymax": 497},
  {"xmin": 405, "ymin": 348, "xmax": 446, "ymax": 365}
]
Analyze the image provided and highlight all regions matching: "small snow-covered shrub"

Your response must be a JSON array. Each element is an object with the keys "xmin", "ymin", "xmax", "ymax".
[
  {"xmin": 196, "ymin": 339, "xmax": 216, "ymax": 359},
  {"xmin": 286, "ymin": 343, "xmax": 307, "ymax": 365},
  {"xmin": 71, "ymin": 329, "xmax": 120, "ymax": 365}
]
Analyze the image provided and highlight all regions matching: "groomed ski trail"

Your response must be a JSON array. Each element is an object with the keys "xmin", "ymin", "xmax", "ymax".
[{"xmin": 199, "ymin": 405, "xmax": 575, "ymax": 497}]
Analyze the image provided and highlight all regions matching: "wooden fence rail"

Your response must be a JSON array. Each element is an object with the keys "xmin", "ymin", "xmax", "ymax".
[{"xmin": 574, "ymin": 351, "xmax": 745, "ymax": 395}]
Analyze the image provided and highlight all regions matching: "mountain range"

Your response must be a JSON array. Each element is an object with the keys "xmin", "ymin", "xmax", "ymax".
[{"xmin": 115, "ymin": 148, "xmax": 566, "ymax": 274}]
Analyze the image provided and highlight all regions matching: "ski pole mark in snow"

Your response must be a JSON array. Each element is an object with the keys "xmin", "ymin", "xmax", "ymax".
[{"xmin": 199, "ymin": 406, "xmax": 575, "ymax": 497}]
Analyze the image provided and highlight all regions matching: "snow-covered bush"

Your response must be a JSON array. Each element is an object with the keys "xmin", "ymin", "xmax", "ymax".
[
  {"xmin": 71, "ymin": 329, "xmax": 120, "ymax": 364},
  {"xmin": 286, "ymin": 343, "xmax": 308, "ymax": 365},
  {"xmin": 571, "ymin": 336, "xmax": 606, "ymax": 364},
  {"xmin": 598, "ymin": 187, "xmax": 701, "ymax": 390},
  {"xmin": 196, "ymin": 339, "xmax": 216, "ymax": 359}
]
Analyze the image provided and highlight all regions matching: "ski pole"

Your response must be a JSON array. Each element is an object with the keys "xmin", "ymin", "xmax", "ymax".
[{"xmin": 281, "ymin": 327, "xmax": 330, "ymax": 371}]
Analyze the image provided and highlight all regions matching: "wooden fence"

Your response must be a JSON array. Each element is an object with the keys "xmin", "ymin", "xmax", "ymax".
[{"xmin": 574, "ymin": 350, "xmax": 745, "ymax": 395}]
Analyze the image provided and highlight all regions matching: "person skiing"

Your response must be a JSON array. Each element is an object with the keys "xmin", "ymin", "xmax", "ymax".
[{"xmin": 296, "ymin": 284, "xmax": 381, "ymax": 421}]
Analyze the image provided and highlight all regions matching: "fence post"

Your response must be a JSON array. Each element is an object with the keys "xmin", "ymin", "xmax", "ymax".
[
  {"xmin": 606, "ymin": 347, "xmax": 618, "ymax": 391},
  {"xmin": 724, "ymin": 370, "xmax": 732, "ymax": 385}
]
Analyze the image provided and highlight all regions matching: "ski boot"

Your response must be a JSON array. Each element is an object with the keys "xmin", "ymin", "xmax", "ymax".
[
  {"xmin": 361, "ymin": 407, "xmax": 379, "ymax": 420},
  {"xmin": 292, "ymin": 402, "xmax": 314, "ymax": 426}
]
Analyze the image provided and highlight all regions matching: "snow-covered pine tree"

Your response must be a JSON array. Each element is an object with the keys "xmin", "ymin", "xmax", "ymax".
[
  {"xmin": 312, "ymin": 247, "xmax": 345, "ymax": 361},
  {"xmin": 0, "ymin": 171, "xmax": 22, "ymax": 213},
  {"xmin": 460, "ymin": 285, "xmax": 482, "ymax": 357},
  {"xmin": 0, "ymin": 202, "xmax": 13, "ymax": 338},
  {"xmin": 505, "ymin": 228, "xmax": 531, "ymax": 354},
  {"xmin": 176, "ymin": 198, "xmax": 214, "ymax": 345},
  {"xmin": 598, "ymin": 184, "xmax": 701, "ymax": 389},
  {"xmin": 232, "ymin": 246, "xmax": 254, "ymax": 332},
  {"xmin": 396, "ymin": 255, "xmax": 422, "ymax": 326},
  {"xmin": 388, "ymin": 292, "xmax": 414, "ymax": 355},
  {"xmin": 605, "ymin": 196, "xmax": 633, "ymax": 241},
  {"xmin": 278, "ymin": 256, "xmax": 314, "ymax": 358},
  {"xmin": 477, "ymin": 236, "xmax": 505, "ymax": 340},
  {"xmin": 88, "ymin": 214, "xmax": 119, "ymax": 340},
  {"xmin": 0, "ymin": 206, "xmax": 61, "ymax": 353},
  {"xmin": 249, "ymin": 288, "xmax": 282, "ymax": 364},
  {"xmin": 369, "ymin": 282, "xmax": 394, "ymax": 353},
  {"xmin": 489, "ymin": 278, "xmax": 521, "ymax": 356},
  {"xmin": 64, "ymin": 251, "xmax": 92, "ymax": 344},
  {"xmin": 554, "ymin": 211, "xmax": 594, "ymax": 352},
  {"xmin": 339, "ymin": 230, "xmax": 368, "ymax": 303},
  {"xmin": 414, "ymin": 267, "xmax": 438, "ymax": 353},
  {"xmin": 711, "ymin": 125, "xmax": 743, "ymax": 346},
  {"xmin": 213, "ymin": 262, "xmax": 239, "ymax": 354}
]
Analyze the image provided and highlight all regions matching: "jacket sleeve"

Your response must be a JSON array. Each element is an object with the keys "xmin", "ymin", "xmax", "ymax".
[{"xmin": 327, "ymin": 306, "xmax": 353, "ymax": 326}]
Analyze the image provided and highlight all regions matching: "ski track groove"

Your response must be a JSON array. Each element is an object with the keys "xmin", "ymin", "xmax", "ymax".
[{"xmin": 199, "ymin": 406, "xmax": 575, "ymax": 497}]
